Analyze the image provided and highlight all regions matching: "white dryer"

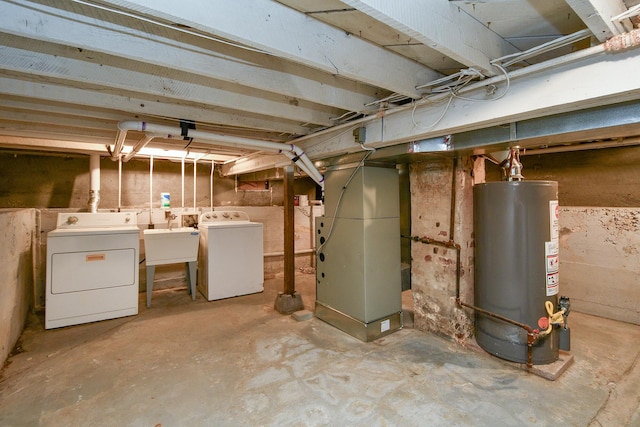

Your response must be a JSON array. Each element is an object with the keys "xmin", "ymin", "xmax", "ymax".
[
  {"xmin": 45, "ymin": 212, "xmax": 140, "ymax": 329},
  {"xmin": 197, "ymin": 210, "xmax": 263, "ymax": 301}
]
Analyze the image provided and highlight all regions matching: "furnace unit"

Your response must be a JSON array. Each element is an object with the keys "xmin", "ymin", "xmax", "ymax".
[{"xmin": 315, "ymin": 163, "xmax": 402, "ymax": 341}]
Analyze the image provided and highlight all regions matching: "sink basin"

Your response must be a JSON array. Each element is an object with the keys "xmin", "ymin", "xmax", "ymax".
[{"xmin": 143, "ymin": 227, "xmax": 200, "ymax": 266}]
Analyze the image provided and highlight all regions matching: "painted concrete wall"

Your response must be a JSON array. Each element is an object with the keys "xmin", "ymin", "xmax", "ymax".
[
  {"xmin": 410, "ymin": 157, "xmax": 478, "ymax": 343},
  {"xmin": 0, "ymin": 209, "xmax": 35, "ymax": 365},
  {"xmin": 0, "ymin": 152, "xmax": 317, "ymax": 209},
  {"xmin": 560, "ymin": 207, "xmax": 640, "ymax": 325}
]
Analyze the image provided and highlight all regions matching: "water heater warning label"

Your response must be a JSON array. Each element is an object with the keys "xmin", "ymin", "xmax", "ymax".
[
  {"xmin": 545, "ymin": 241, "xmax": 559, "ymax": 296},
  {"xmin": 545, "ymin": 241, "xmax": 559, "ymax": 273},
  {"xmin": 546, "ymin": 272, "xmax": 559, "ymax": 296}
]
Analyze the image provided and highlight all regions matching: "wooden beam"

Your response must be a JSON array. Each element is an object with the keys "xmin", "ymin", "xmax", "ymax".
[
  {"xmin": 0, "ymin": 76, "xmax": 308, "ymax": 136},
  {"xmin": 565, "ymin": 0, "xmax": 633, "ymax": 42},
  {"xmin": 343, "ymin": 0, "xmax": 518, "ymax": 75},
  {"xmin": 98, "ymin": 0, "xmax": 440, "ymax": 97},
  {"xmin": 0, "ymin": 43, "xmax": 340, "ymax": 128},
  {"xmin": 0, "ymin": 0, "xmax": 381, "ymax": 112}
]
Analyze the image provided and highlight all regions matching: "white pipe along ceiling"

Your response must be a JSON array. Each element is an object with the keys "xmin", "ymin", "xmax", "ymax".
[
  {"xmin": 1, "ymin": 0, "xmax": 640, "ymax": 173},
  {"xmin": 115, "ymin": 121, "xmax": 325, "ymax": 188}
]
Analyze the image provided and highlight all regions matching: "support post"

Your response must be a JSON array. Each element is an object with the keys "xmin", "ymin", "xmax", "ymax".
[
  {"xmin": 284, "ymin": 164, "xmax": 295, "ymax": 295},
  {"xmin": 275, "ymin": 165, "xmax": 304, "ymax": 314}
]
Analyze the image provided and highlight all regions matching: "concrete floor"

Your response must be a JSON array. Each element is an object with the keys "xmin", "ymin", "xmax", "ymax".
[{"xmin": 1, "ymin": 271, "xmax": 640, "ymax": 427}]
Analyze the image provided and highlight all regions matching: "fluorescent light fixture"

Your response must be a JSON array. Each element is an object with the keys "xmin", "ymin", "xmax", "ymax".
[{"xmin": 119, "ymin": 146, "xmax": 238, "ymax": 162}]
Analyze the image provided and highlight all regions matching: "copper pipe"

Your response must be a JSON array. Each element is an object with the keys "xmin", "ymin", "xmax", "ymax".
[
  {"xmin": 456, "ymin": 299, "xmax": 540, "ymax": 368},
  {"xmin": 449, "ymin": 157, "xmax": 457, "ymax": 242},
  {"xmin": 407, "ymin": 235, "xmax": 460, "ymax": 250}
]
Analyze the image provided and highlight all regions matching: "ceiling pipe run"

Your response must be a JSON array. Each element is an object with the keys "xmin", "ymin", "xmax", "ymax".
[
  {"xmin": 112, "ymin": 128, "xmax": 127, "ymax": 159},
  {"xmin": 114, "ymin": 121, "xmax": 324, "ymax": 189},
  {"xmin": 122, "ymin": 134, "xmax": 155, "ymax": 162}
]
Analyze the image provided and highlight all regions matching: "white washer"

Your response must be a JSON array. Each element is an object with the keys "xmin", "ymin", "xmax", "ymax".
[
  {"xmin": 197, "ymin": 210, "xmax": 263, "ymax": 301},
  {"xmin": 45, "ymin": 212, "xmax": 140, "ymax": 329}
]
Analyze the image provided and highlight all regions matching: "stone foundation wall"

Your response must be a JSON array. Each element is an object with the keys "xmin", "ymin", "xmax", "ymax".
[{"xmin": 409, "ymin": 157, "xmax": 479, "ymax": 343}]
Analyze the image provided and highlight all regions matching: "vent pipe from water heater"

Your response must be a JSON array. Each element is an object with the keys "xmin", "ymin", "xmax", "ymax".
[{"xmin": 88, "ymin": 154, "xmax": 100, "ymax": 213}]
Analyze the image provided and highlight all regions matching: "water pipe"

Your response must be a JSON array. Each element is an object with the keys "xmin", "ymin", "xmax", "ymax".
[
  {"xmin": 114, "ymin": 121, "xmax": 324, "ymax": 189},
  {"xmin": 149, "ymin": 155, "xmax": 154, "ymax": 228},
  {"xmin": 117, "ymin": 155, "xmax": 122, "ymax": 212},
  {"xmin": 88, "ymin": 154, "xmax": 100, "ymax": 213},
  {"xmin": 210, "ymin": 160, "xmax": 214, "ymax": 211},
  {"xmin": 181, "ymin": 157, "xmax": 185, "ymax": 210}
]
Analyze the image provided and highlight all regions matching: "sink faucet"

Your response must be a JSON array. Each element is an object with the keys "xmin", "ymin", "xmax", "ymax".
[{"xmin": 165, "ymin": 211, "xmax": 177, "ymax": 230}]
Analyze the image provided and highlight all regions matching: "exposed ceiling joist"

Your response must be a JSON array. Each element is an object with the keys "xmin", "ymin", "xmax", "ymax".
[
  {"xmin": 0, "ymin": 136, "xmax": 112, "ymax": 154},
  {"xmin": 0, "ymin": 76, "xmax": 309, "ymax": 136},
  {"xmin": 95, "ymin": 0, "xmax": 441, "ymax": 97},
  {"xmin": 343, "ymin": 0, "xmax": 518, "ymax": 75},
  {"xmin": 0, "ymin": 43, "xmax": 340, "ymax": 129},
  {"xmin": 0, "ymin": 108, "xmax": 115, "ymax": 132},
  {"xmin": 0, "ymin": 96, "xmax": 143, "ymax": 123},
  {"xmin": 0, "ymin": 0, "xmax": 381, "ymax": 116},
  {"xmin": 565, "ymin": 0, "xmax": 634, "ymax": 41}
]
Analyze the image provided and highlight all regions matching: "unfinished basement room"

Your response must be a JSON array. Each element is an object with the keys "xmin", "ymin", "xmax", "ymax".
[{"xmin": 1, "ymin": 1, "xmax": 640, "ymax": 426}]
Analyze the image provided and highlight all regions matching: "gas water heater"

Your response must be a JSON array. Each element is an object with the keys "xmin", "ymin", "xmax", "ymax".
[{"xmin": 474, "ymin": 180, "xmax": 570, "ymax": 365}]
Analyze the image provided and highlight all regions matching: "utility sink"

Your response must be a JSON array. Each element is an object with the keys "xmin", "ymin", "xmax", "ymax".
[{"xmin": 143, "ymin": 227, "xmax": 200, "ymax": 266}]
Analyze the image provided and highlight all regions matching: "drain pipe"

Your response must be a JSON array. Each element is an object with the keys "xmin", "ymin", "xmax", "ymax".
[
  {"xmin": 88, "ymin": 154, "xmax": 100, "ymax": 213},
  {"xmin": 122, "ymin": 134, "xmax": 154, "ymax": 162},
  {"xmin": 115, "ymin": 121, "xmax": 324, "ymax": 189}
]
